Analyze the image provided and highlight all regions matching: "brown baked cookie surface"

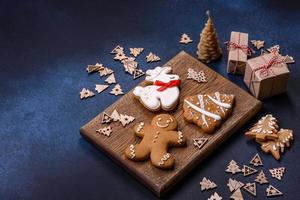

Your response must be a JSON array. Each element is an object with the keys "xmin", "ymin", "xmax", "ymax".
[
  {"xmin": 125, "ymin": 114, "xmax": 186, "ymax": 170},
  {"xmin": 183, "ymin": 92, "xmax": 235, "ymax": 133}
]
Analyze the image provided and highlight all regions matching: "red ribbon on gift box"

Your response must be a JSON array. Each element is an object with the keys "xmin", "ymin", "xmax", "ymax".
[
  {"xmin": 154, "ymin": 80, "xmax": 181, "ymax": 92},
  {"xmin": 248, "ymin": 53, "xmax": 285, "ymax": 98},
  {"xmin": 225, "ymin": 33, "xmax": 255, "ymax": 74}
]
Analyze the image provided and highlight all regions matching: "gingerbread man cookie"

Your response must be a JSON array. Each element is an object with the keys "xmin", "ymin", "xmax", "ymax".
[
  {"xmin": 125, "ymin": 114, "xmax": 186, "ymax": 170},
  {"xmin": 133, "ymin": 66, "xmax": 181, "ymax": 111},
  {"xmin": 183, "ymin": 92, "xmax": 235, "ymax": 133}
]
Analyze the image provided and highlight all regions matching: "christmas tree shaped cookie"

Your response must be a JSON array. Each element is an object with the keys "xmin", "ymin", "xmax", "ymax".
[
  {"xmin": 245, "ymin": 114, "xmax": 294, "ymax": 160},
  {"xmin": 183, "ymin": 92, "xmax": 235, "ymax": 133},
  {"xmin": 245, "ymin": 114, "xmax": 279, "ymax": 141},
  {"xmin": 258, "ymin": 129, "xmax": 293, "ymax": 160}
]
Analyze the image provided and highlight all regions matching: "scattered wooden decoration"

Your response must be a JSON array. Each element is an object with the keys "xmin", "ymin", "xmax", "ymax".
[
  {"xmin": 230, "ymin": 188, "xmax": 244, "ymax": 200},
  {"xmin": 192, "ymin": 137, "xmax": 208, "ymax": 150},
  {"xmin": 111, "ymin": 45, "xmax": 124, "ymax": 54},
  {"xmin": 266, "ymin": 185, "xmax": 283, "ymax": 197},
  {"xmin": 110, "ymin": 109, "xmax": 120, "ymax": 122},
  {"xmin": 146, "ymin": 52, "xmax": 160, "ymax": 63},
  {"xmin": 96, "ymin": 126, "xmax": 112, "ymax": 137},
  {"xmin": 282, "ymin": 55, "xmax": 295, "ymax": 64},
  {"xmin": 86, "ymin": 63, "xmax": 103, "ymax": 73},
  {"xmin": 110, "ymin": 84, "xmax": 124, "ymax": 96},
  {"xmin": 99, "ymin": 67, "xmax": 114, "ymax": 77},
  {"xmin": 187, "ymin": 68, "xmax": 207, "ymax": 83},
  {"xmin": 250, "ymin": 40, "xmax": 265, "ymax": 49},
  {"xmin": 242, "ymin": 182, "xmax": 256, "ymax": 196},
  {"xmin": 199, "ymin": 177, "xmax": 217, "ymax": 191},
  {"xmin": 208, "ymin": 192, "xmax": 223, "ymax": 200},
  {"xmin": 119, "ymin": 114, "xmax": 135, "ymax": 127},
  {"xmin": 79, "ymin": 88, "xmax": 95, "ymax": 99},
  {"xmin": 255, "ymin": 170, "xmax": 268, "ymax": 184},
  {"xmin": 242, "ymin": 165, "xmax": 257, "ymax": 176},
  {"xmin": 267, "ymin": 45, "xmax": 280, "ymax": 54},
  {"xmin": 249, "ymin": 153, "xmax": 263, "ymax": 167},
  {"xmin": 227, "ymin": 178, "xmax": 244, "ymax": 192},
  {"xmin": 95, "ymin": 84, "xmax": 110, "ymax": 94},
  {"xmin": 260, "ymin": 49, "xmax": 268, "ymax": 55},
  {"xmin": 180, "ymin": 33, "xmax": 193, "ymax": 44},
  {"xmin": 133, "ymin": 69, "xmax": 145, "ymax": 79},
  {"xmin": 122, "ymin": 57, "xmax": 138, "ymax": 75},
  {"xmin": 105, "ymin": 73, "xmax": 117, "ymax": 84},
  {"xmin": 114, "ymin": 51, "xmax": 128, "ymax": 61},
  {"xmin": 130, "ymin": 48, "xmax": 144, "ymax": 57},
  {"xmin": 269, "ymin": 167, "xmax": 285, "ymax": 180},
  {"xmin": 225, "ymin": 160, "xmax": 242, "ymax": 174},
  {"xmin": 101, "ymin": 112, "xmax": 112, "ymax": 124}
]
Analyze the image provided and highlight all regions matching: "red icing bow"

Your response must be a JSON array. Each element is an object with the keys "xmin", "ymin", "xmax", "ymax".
[
  {"xmin": 224, "ymin": 41, "xmax": 254, "ymax": 56},
  {"xmin": 154, "ymin": 80, "xmax": 181, "ymax": 92}
]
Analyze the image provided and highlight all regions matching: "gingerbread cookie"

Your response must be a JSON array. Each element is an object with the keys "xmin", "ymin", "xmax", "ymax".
[
  {"xmin": 124, "ymin": 114, "xmax": 186, "ymax": 170},
  {"xmin": 133, "ymin": 66, "xmax": 181, "ymax": 111},
  {"xmin": 245, "ymin": 115, "xmax": 294, "ymax": 160},
  {"xmin": 245, "ymin": 114, "xmax": 279, "ymax": 141},
  {"xmin": 183, "ymin": 92, "xmax": 235, "ymax": 133},
  {"xmin": 257, "ymin": 129, "xmax": 293, "ymax": 160}
]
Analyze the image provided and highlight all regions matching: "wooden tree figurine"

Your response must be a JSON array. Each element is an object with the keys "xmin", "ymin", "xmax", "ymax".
[{"xmin": 197, "ymin": 10, "xmax": 222, "ymax": 63}]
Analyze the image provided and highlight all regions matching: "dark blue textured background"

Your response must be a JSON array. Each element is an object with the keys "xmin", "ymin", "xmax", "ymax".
[{"xmin": 0, "ymin": 0, "xmax": 299, "ymax": 199}]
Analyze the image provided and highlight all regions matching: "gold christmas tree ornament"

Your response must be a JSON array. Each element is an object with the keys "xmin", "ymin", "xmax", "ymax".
[{"xmin": 197, "ymin": 10, "xmax": 222, "ymax": 63}]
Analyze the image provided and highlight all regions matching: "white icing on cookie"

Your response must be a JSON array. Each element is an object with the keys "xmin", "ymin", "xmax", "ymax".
[
  {"xmin": 177, "ymin": 131, "xmax": 184, "ymax": 144},
  {"xmin": 158, "ymin": 153, "xmax": 171, "ymax": 166},
  {"xmin": 133, "ymin": 66, "xmax": 180, "ymax": 111},
  {"xmin": 184, "ymin": 100, "xmax": 221, "ymax": 121},
  {"xmin": 129, "ymin": 144, "xmax": 136, "ymax": 159},
  {"xmin": 207, "ymin": 92, "xmax": 232, "ymax": 109},
  {"xmin": 198, "ymin": 95, "xmax": 209, "ymax": 127},
  {"xmin": 155, "ymin": 115, "xmax": 173, "ymax": 128}
]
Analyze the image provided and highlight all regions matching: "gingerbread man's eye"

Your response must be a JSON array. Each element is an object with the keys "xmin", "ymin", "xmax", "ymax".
[
  {"xmin": 158, "ymin": 117, "xmax": 162, "ymax": 121},
  {"xmin": 166, "ymin": 120, "xmax": 170, "ymax": 123}
]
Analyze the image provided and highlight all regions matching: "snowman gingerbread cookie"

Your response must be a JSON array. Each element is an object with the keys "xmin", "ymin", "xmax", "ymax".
[{"xmin": 133, "ymin": 66, "xmax": 181, "ymax": 111}]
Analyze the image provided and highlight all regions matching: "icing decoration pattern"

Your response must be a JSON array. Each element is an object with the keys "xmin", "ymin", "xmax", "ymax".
[
  {"xmin": 158, "ymin": 153, "xmax": 171, "ymax": 166},
  {"xmin": 129, "ymin": 144, "xmax": 136, "ymax": 159}
]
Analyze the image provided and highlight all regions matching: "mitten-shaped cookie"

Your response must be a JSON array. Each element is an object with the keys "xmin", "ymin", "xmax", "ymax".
[
  {"xmin": 133, "ymin": 66, "xmax": 181, "ymax": 111},
  {"xmin": 183, "ymin": 92, "xmax": 235, "ymax": 133},
  {"xmin": 125, "ymin": 114, "xmax": 186, "ymax": 170}
]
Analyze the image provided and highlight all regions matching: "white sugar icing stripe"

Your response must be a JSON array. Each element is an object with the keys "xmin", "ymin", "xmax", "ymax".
[
  {"xmin": 207, "ymin": 93, "xmax": 231, "ymax": 109},
  {"xmin": 184, "ymin": 100, "xmax": 221, "ymax": 121},
  {"xmin": 214, "ymin": 92, "xmax": 225, "ymax": 114},
  {"xmin": 198, "ymin": 95, "xmax": 209, "ymax": 127}
]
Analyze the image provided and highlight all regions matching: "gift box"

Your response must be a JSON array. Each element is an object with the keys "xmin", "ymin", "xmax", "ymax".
[
  {"xmin": 225, "ymin": 31, "xmax": 252, "ymax": 74},
  {"xmin": 244, "ymin": 53, "xmax": 290, "ymax": 100}
]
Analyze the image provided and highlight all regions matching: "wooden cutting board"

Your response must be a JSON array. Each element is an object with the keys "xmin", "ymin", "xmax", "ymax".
[{"xmin": 80, "ymin": 51, "xmax": 262, "ymax": 197}]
